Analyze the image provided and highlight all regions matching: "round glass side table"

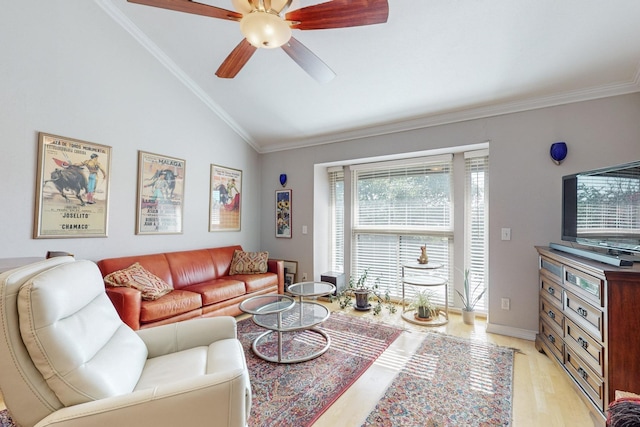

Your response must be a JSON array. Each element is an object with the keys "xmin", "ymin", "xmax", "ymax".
[{"xmin": 401, "ymin": 262, "xmax": 449, "ymax": 326}]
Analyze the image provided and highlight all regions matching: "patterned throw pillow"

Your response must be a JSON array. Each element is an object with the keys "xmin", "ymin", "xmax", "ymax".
[
  {"xmin": 229, "ymin": 250, "xmax": 269, "ymax": 275},
  {"xmin": 104, "ymin": 262, "xmax": 173, "ymax": 301}
]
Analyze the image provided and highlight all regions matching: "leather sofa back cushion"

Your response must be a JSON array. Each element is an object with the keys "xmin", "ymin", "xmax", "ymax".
[
  {"xmin": 17, "ymin": 260, "xmax": 148, "ymax": 406},
  {"xmin": 98, "ymin": 254, "xmax": 174, "ymax": 287},
  {"xmin": 208, "ymin": 245, "xmax": 242, "ymax": 277},
  {"xmin": 165, "ymin": 249, "xmax": 217, "ymax": 287},
  {"xmin": 104, "ymin": 262, "xmax": 173, "ymax": 301},
  {"xmin": 229, "ymin": 250, "xmax": 269, "ymax": 275}
]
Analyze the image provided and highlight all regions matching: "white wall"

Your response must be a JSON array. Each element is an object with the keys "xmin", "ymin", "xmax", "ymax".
[
  {"xmin": 1, "ymin": 0, "xmax": 262, "ymax": 261},
  {"xmin": 260, "ymin": 93, "xmax": 640, "ymax": 335}
]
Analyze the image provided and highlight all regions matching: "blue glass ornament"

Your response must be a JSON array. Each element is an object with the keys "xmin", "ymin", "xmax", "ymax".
[
  {"xmin": 279, "ymin": 174, "xmax": 287, "ymax": 187},
  {"xmin": 550, "ymin": 142, "xmax": 568, "ymax": 165}
]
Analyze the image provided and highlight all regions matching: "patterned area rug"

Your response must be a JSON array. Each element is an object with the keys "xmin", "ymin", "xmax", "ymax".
[
  {"xmin": 240, "ymin": 311, "xmax": 403, "ymax": 426},
  {"xmin": 0, "ymin": 312, "xmax": 402, "ymax": 427},
  {"xmin": 362, "ymin": 332, "xmax": 514, "ymax": 427}
]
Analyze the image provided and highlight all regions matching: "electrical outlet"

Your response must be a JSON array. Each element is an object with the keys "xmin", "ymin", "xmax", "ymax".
[
  {"xmin": 302, "ymin": 273, "xmax": 307, "ymax": 281},
  {"xmin": 501, "ymin": 228, "xmax": 511, "ymax": 241},
  {"xmin": 501, "ymin": 298, "xmax": 510, "ymax": 310}
]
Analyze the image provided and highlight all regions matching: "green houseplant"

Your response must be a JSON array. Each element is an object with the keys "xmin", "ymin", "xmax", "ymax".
[
  {"xmin": 408, "ymin": 290, "xmax": 439, "ymax": 320},
  {"xmin": 456, "ymin": 268, "xmax": 485, "ymax": 325},
  {"xmin": 333, "ymin": 268, "xmax": 396, "ymax": 315}
]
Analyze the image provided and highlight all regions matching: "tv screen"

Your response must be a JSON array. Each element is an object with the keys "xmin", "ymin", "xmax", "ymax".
[{"xmin": 562, "ymin": 160, "xmax": 640, "ymax": 254}]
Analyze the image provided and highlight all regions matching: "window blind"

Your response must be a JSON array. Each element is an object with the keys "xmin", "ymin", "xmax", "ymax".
[
  {"xmin": 351, "ymin": 157, "xmax": 454, "ymax": 304},
  {"xmin": 329, "ymin": 168, "xmax": 344, "ymax": 272},
  {"xmin": 464, "ymin": 150, "xmax": 489, "ymax": 312}
]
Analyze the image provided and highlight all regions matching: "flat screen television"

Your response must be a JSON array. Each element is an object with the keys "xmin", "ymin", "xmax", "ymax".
[{"xmin": 562, "ymin": 160, "xmax": 640, "ymax": 256}]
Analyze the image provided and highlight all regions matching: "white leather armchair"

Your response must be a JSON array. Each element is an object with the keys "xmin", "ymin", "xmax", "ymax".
[{"xmin": 0, "ymin": 257, "xmax": 251, "ymax": 427}]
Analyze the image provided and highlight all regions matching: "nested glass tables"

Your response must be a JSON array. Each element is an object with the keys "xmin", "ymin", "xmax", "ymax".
[
  {"xmin": 239, "ymin": 281, "xmax": 335, "ymax": 363},
  {"xmin": 401, "ymin": 262, "xmax": 449, "ymax": 326}
]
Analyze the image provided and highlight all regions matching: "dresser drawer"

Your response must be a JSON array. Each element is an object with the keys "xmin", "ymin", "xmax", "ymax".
[
  {"xmin": 540, "ymin": 256, "xmax": 563, "ymax": 283},
  {"xmin": 565, "ymin": 346, "xmax": 605, "ymax": 411},
  {"xmin": 540, "ymin": 294, "xmax": 564, "ymax": 333},
  {"xmin": 565, "ymin": 317, "xmax": 604, "ymax": 376},
  {"xmin": 564, "ymin": 265, "xmax": 604, "ymax": 307},
  {"xmin": 564, "ymin": 290, "xmax": 604, "ymax": 342},
  {"xmin": 540, "ymin": 318, "xmax": 563, "ymax": 363},
  {"xmin": 540, "ymin": 273, "xmax": 563, "ymax": 308}
]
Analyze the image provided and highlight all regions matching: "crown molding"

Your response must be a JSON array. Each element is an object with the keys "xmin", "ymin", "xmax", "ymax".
[
  {"xmin": 94, "ymin": 0, "xmax": 258, "ymax": 151},
  {"xmin": 259, "ymin": 77, "xmax": 640, "ymax": 153}
]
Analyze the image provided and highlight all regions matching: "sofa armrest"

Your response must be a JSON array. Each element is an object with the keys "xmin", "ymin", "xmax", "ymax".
[
  {"xmin": 34, "ymin": 367, "xmax": 250, "ymax": 427},
  {"xmin": 136, "ymin": 317, "xmax": 237, "ymax": 358},
  {"xmin": 268, "ymin": 259, "xmax": 285, "ymax": 294},
  {"xmin": 105, "ymin": 287, "xmax": 141, "ymax": 330}
]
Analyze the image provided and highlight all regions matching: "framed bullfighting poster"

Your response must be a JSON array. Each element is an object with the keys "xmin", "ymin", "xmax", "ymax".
[
  {"xmin": 136, "ymin": 151, "xmax": 186, "ymax": 235},
  {"xmin": 209, "ymin": 164, "xmax": 242, "ymax": 232},
  {"xmin": 34, "ymin": 132, "xmax": 111, "ymax": 238},
  {"xmin": 275, "ymin": 189, "xmax": 292, "ymax": 238}
]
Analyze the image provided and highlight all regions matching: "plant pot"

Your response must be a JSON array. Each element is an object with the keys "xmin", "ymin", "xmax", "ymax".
[
  {"xmin": 416, "ymin": 306, "xmax": 434, "ymax": 320},
  {"xmin": 462, "ymin": 309, "xmax": 475, "ymax": 325},
  {"xmin": 354, "ymin": 290, "xmax": 370, "ymax": 310}
]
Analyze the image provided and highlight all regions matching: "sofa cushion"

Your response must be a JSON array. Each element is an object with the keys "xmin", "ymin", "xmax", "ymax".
[
  {"xmin": 230, "ymin": 273, "xmax": 279, "ymax": 293},
  {"xmin": 165, "ymin": 249, "xmax": 217, "ymax": 288},
  {"xmin": 229, "ymin": 250, "xmax": 269, "ymax": 275},
  {"xmin": 104, "ymin": 262, "xmax": 173, "ymax": 301},
  {"xmin": 17, "ymin": 260, "xmax": 148, "ymax": 406},
  {"xmin": 140, "ymin": 289, "xmax": 202, "ymax": 323},
  {"xmin": 183, "ymin": 278, "xmax": 246, "ymax": 306}
]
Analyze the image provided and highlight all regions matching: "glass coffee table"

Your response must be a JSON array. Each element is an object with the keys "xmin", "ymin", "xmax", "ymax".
[{"xmin": 239, "ymin": 281, "xmax": 335, "ymax": 364}]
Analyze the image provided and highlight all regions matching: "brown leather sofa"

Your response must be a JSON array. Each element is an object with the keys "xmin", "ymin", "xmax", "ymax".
[{"xmin": 97, "ymin": 245, "xmax": 284, "ymax": 330}]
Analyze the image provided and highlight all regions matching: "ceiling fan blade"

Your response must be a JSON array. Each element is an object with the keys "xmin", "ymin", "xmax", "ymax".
[
  {"xmin": 127, "ymin": 0, "xmax": 242, "ymax": 22},
  {"xmin": 281, "ymin": 36, "xmax": 335, "ymax": 83},
  {"xmin": 285, "ymin": 0, "xmax": 388, "ymax": 30},
  {"xmin": 215, "ymin": 39, "xmax": 258, "ymax": 78}
]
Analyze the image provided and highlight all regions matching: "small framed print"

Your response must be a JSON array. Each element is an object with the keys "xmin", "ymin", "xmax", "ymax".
[
  {"xmin": 276, "ymin": 189, "xmax": 292, "ymax": 238},
  {"xmin": 209, "ymin": 164, "xmax": 242, "ymax": 232},
  {"xmin": 283, "ymin": 260, "xmax": 298, "ymax": 292},
  {"xmin": 34, "ymin": 132, "xmax": 111, "ymax": 238},
  {"xmin": 285, "ymin": 272, "xmax": 295, "ymax": 292},
  {"xmin": 136, "ymin": 151, "xmax": 186, "ymax": 235}
]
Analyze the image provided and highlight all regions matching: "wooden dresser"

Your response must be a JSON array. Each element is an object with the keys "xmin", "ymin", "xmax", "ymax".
[{"xmin": 535, "ymin": 246, "xmax": 640, "ymax": 422}]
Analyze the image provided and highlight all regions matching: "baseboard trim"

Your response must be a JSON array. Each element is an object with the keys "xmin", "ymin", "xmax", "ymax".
[{"xmin": 486, "ymin": 323, "xmax": 537, "ymax": 341}]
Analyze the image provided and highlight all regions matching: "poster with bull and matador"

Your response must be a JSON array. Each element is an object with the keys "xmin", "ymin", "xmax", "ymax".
[
  {"xmin": 34, "ymin": 132, "xmax": 111, "ymax": 238},
  {"xmin": 209, "ymin": 164, "xmax": 241, "ymax": 232},
  {"xmin": 136, "ymin": 151, "xmax": 185, "ymax": 235}
]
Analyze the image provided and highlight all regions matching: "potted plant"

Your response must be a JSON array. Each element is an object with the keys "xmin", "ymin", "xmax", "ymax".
[
  {"xmin": 333, "ymin": 268, "xmax": 396, "ymax": 315},
  {"xmin": 408, "ymin": 290, "xmax": 439, "ymax": 320},
  {"xmin": 456, "ymin": 268, "xmax": 485, "ymax": 325}
]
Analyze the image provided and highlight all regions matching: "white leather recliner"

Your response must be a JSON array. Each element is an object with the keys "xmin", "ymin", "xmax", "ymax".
[{"xmin": 0, "ymin": 257, "xmax": 251, "ymax": 427}]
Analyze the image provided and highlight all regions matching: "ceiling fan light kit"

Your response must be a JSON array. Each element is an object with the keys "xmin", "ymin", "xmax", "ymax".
[
  {"xmin": 240, "ymin": 11, "xmax": 292, "ymax": 48},
  {"xmin": 127, "ymin": 0, "xmax": 389, "ymax": 81}
]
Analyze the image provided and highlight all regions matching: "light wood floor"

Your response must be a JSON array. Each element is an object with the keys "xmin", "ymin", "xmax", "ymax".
[
  {"xmin": 312, "ymin": 302, "xmax": 599, "ymax": 427},
  {"xmin": 0, "ymin": 303, "xmax": 600, "ymax": 426}
]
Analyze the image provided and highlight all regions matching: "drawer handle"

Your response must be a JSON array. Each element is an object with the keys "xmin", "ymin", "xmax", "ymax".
[
  {"xmin": 547, "ymin": 310, "xmax": 555, "ymax": 319},
  {"xmin": 548, "ymin": 334, "xmax": 555, "ymax": 344},
  {"xmin": 547, "ymin": 287, "xmax": 555, "ymax": 295},
  {"xmin": 577, "ymin": 337, "xmax": 589, "ymax": 350},
  {"xmin": 577, "ymin": 307, "xmax": 588, "ymax": 317},
  {"xmin": 577, "ymin": 367, "xmax": 589, "ymax": 381}
]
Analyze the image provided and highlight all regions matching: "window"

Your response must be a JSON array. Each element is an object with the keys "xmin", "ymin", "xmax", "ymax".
[
  {"xmin": 329, "ymin": 167, "xmax": 344, "ymax": 272},
  {"xmin": 327, "ymin": 149, "xmax": 489, "ymax": 313},
  {"xmin": 351, "ymin": 155, "xmax": 454, "ymax": 306},
  {"xmin": 465, "ymin": 150, "xmax": 489, "ymax": 311}
]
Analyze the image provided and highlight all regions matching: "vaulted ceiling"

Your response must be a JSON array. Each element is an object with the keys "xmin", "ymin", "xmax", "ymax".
[{"xmin": 97, "ymin": 0, "xmax": 640, "ymax": 152}]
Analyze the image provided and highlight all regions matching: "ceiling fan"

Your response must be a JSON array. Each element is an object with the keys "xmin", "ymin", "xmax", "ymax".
[{"xmin": 127, "ymin": 0, "xmax": 389, "ymax": 83}]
